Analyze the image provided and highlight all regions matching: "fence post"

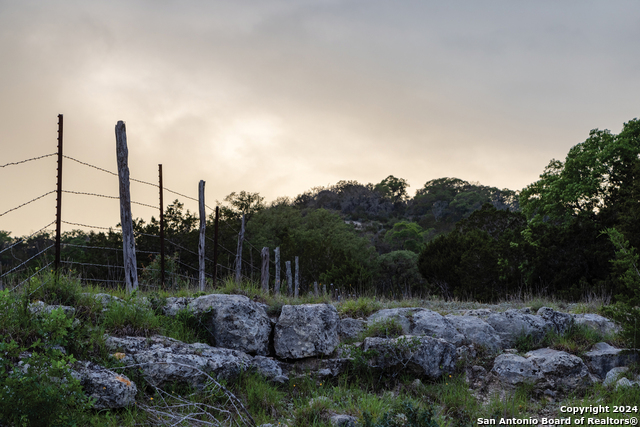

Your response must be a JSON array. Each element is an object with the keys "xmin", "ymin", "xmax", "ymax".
[
  {"xmin": 235, "ymin": 214, "xmax": 245, "ymax": 284},
  {"xmin": 323, "ymin": 283, "xmax": 326, "ymax": 296},
  {"xmin": 159, "ymin": 164, "xmax": 165, "ymax": 288},
  {"xmin": 314, "ymin": 281, "xmax": 318, "ymax": 297},
  {"xmin": 198, "ymin": 180, "xmax": 206, "ymax": 292},
  {"xmin": 55, "ymin": 114, "xmax": 63, "ymax": 278},
  {"xmin": 286, "ymin": 260, "xmax": 292, "ymax": 296},
  {"xmin": 294, "ymin": 256, "xmax": 299, "ymax": 298},
  {"xmin": 261, "ymin": 247, "xmax": 269, "ymax": 294},
  {"xmin": 274, "ymin": 247, "xmax": 280, "ymax": 295},
  {"xmin": 115, "ymin": 121, "xmax": 138, "ymax": 293},
  {"xmin": 213, "ymin": 206, "xmax": 219, "ymax": 287}
]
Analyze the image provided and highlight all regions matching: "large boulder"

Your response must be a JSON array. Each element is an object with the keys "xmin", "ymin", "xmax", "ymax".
[
  {"xmin": 445, "ymin": 315, "xmax": 502, "ymax": 353},
  {"xmin": 367, "ymin": 308, "xmax": 422, "ymax": 334},
  {"xmin": 104, "ymin": 335, "xmax": 252, "ymax": 388},
  {"xmin": 72, "ymin": 361, "xmax": 137, "ymax": 409},
  {"xmin": 491, "ymin": 348, "xmax": 594, "ymax": 394},
  {"xmin": 250, "ymin": 356, "xmax": 288, "ymax": 384},
  {"xmin": 582, "ymin": 342, "xmax": 639, "ymax": 379},
  {"xmin": 363, "ymin": 335, "xmax": 456, "ymax": 379},
  {"xmin": 187, "ymin": 294, "xmax": 271, "ymax": 355},
  {"xmin": 274, "ymin": 304, "xmax": 340, "ymax": 359},
  {"xmin": 486, "ymin": 309, "xmax": 552, "ymax": 348},
  {"xmin": 367, "ymin": 308, "xmax": 464, "ymax": 346},
  {"xmin": 537, "ymin": 307, "xmax": 573, "ymax": 334},
  {"xmin": 163, "ymin": 297, "xmax": 193, "ymax": 316},
  {"xmin": 338, "ymin": 318, "xmax": 366, "ymax": 340},
  {"xmin": 572, "ymin": 314, "xmax": 620, "ymax": 336}
]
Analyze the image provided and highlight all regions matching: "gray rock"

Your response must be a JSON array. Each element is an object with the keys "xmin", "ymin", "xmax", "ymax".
[
  {"xmin": 188, "ymin": 294, "xmax": 271, "ymax": 355},
  {"xmin": 104, "ymin": 335, "xmax": 252, "ymax": 388},
  {"xmin": 411, "ymin": 310, "xmax": 465, "ymax": 346},
  {"xmin": 537, "ymin": 307, "xmax": 574, "ymax": 334},
  {"xmin": 486, "ymin": 309, "xmax": 552, "ymax": 348},
  {"xmin": 363, "ymin": 335, "xmax": 456, "ymax": 379},
  {"xmin": 72, "ymin": 361, "xmax": 137, "ymax": 409},
  {"xmin": 367, "ymin": 308, "xmax": 423, "ymax": 334},
  {"xmin": 163, "ymin": 297, "xmax": 192, "ymax": 316},
  {"xmin": 491, "ymin": 348, "xmax": 594, "ymax": 393},
  {"xmin": 90, "ymin": 293, "xmax": 123, "ymax": 309},
  {"xmin": 582, "ymin": 342, "xmax": 639, "ymax": 379},
  {"xmin": 330, "ymin": 414, "xmax": 358, "ymax": 427},
  {"xmin": 572, "ymin": 313, "xmax": 620, "ymax": 336},
  {"xmin": 339, "ymin": 318, "xmax": 366, "ymax": 340},
  {"xmin": 616, "ymin": 378, "xmax": 638, "ymax": 389},
  {"xmin": 445, "ymin": 315, "xmax": 502, "ymax": 352},
  {"xmin": 274, "ymin": 304, "xmax": 340, "ymax": 359},
  {"xmin": 29, "ymin": 301, "xmax": 76, "ymax": 317},
  {"xmin": 603, "ymin": 367, "xmax": 629, "ymax": 387},
  {"xmin": 251, "ymin": 356, "xmax": 288, "ymax": 383}
]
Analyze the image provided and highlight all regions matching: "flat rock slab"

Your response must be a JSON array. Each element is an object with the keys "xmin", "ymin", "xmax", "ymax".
[
  {"xmin": 338, "ymin": 318, "xmax": 366, "ymax": 340},
  {"xmin": 368, "ymin": 308, "xmax": 465, "ymax": 346},
  {"xmin": 572, "ymin": 314, "xmax": 620, "ymax": 336},
  {"xmin": 491, "ymin": 348, "xmax": 594, "ymax": 393},
  {"xmin": 104, "ymin": 335, "xmax": 252, "ymax": 388},
  {"xmin": 363, "ymin": 335, "xmax": 456, "ymax": 379},
  {"xmin": 274, "ymin": 304, "xmax": 340, "ymax": 359},
  {"xmin": 72, "ymin": 361, "xmax": 137, "ymax": 409},
  {"xmin": 188, "ymin": 294, "xmax": 271, "ymax": 355},
  {"xmin": 537, "ymin": 307, "xmax": 574, "ymax": 334}
]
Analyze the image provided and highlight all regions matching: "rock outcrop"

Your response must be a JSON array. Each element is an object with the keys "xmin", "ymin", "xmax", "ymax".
[
  {"xmin": 274, "ymin": 304, "xmax": 340, "ymax": 359},
  {"xmin": 72, "ymin": 361, "xmax": 137, "ymax": 409}
]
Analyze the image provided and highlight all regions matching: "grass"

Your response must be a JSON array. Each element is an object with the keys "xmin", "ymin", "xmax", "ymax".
[{"xmin": 0, "ymin": 268, "xmax": 633, "ymax": 426}]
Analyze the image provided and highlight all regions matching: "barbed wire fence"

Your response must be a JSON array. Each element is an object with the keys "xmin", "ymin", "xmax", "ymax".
[{"xmin": 0, "ymin": 115, "xmax": 320, "ymax": 297}]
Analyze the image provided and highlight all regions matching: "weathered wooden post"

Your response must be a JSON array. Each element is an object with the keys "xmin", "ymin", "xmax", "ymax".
[
  {"xmin": 158, "ymin": 164, "xmax": 165, "ymax": 288},
  {"xmin": 286, "ymin": 261, "xmax": 292, "ymax": 296},
  {"xmin": 323, "ymin": 283, "xmax": 326, "ymax": 296},
  {"xmin": 261, "ymin": 247, "xmax": 269, "ymax": 294},
  {"xmin": 115, "ymin": 121, "xmax": 138, "ymax": 293},
  {"xmin": 314, "ymin": 281, "xmax": 319, "ymax": 297},
  {"xmin": 274, "ymin": 247, "xmax": 280, "ymax": 295},
  {"xmin": 234, "ymin": 214, "xmax": 245, "ymax": 284},
  {"xmin": 198, "ymin": 180, "xmax": 206, "ymax": 291},
  {"xmin": 213, "ymin": 206, "xmax": 219, "ymax": 287},
  {"xmin": 294, "ymin": 256, "xmax": 299, "ymax": 298}
]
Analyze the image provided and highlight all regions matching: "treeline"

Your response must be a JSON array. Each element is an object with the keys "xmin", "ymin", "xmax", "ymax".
[{"xmin": 2, "ymin": 118, "xmax": 638, "ymax": 303}]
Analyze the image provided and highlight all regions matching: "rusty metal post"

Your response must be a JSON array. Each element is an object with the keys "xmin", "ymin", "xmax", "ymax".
[
  {"xmin": 159, "ymin": 164, "xmax": 165, "ymax": 289},
  {"xmin": 55, "ymin": 114, "xmax": 63, "ymax": 278}
]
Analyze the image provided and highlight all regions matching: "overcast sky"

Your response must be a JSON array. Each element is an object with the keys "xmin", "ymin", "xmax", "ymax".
[{"xmin": 1, "ymin": 0, "xmax": 639, "ymax": 237}]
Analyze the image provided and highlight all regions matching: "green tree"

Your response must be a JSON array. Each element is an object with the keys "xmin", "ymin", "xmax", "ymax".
[
  {"xmin": 383, "ymin": 221, "xmax": 432, "ymax": 253},
  {"xmin": 375, "ymin": 175, "xmax": 409, "ymax": 205},
  {"xmin": 220, "ymin": 191, "xmax": 266, "ymax": 221}
]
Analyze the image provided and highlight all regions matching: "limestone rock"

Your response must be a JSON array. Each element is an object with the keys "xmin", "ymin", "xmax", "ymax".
[
  {"xmin": 411, "ymin": 310, "xmax": 465, "ymax": 346},
  {"xmin": 274, "ymin": 304, "xmax": 340, "ymax": 359},
  {"xmin": 104, "ymin": 335, "xmax": 252, "ymax": 388},
  {"xmin": 603, "ymin": 367, "xmax": 629, "ymax": 387},
  {"xmin": 338, "ymin": 318, "xmax": 366, "ymax": 340},
  {"xmin": 537, "ymin": 307, "xmax": 573, "ymax": 334},
  {"xmin": 486, "ymin": 309, "xmax": 552, "ymax": 348},
  {"xmin": 491, "ymin": 348, "xmax": 594, "ymax": 394},
  {"xmin": 251, "ymin": 355, "xmax": 288, "ymax": 383},
  {"xmin": 72, "ymin": 361, "xmax": 137, "ymax": 409},
  {"xmin": 445, "ymin": 315, "xmax": 502, "ymax": 352},
  {"xmin": 366, "ymin": 308, "xmax": 422, "ymax": 334},
  {"xmin": 330, "ymin": 414, "xmax": 358, "ymax": 427},
  {"xmin": 582, "ymin": 342, "xmax": 639, "ymax": 379},
  {"xmin": 188, "ymin": 294, "xmax": 271, "ymax": 355},
  {"xmin": 363, "ymin": 335, "xmax": 456, "ymax": 379},
  {"xmin": 162, "ymin": 297, "xmax": 192, "ymax": 316},
  {"xmin": 28, "ymin": 301, "xmax": 76, "ymax": 318},
  {"xmin": 573, "ymin": 313, "xmax": 620, "ymax": 336}
]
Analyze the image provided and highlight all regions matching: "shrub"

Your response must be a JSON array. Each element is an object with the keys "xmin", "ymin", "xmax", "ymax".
[{"xmin": 360, "ymin": 400, "xmax": 439, "ymax": 427}]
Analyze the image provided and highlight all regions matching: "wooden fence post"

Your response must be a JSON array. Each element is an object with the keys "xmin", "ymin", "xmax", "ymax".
[
  {"xmin": 286, "ymin": 261, "xmax": 292, "ymax": 296},
  {"xmin": 235, "ymin": 214, "xmax": 245, "ymax": 284},
  {"xmin": 198, "ymin": 180, "xmax": 206, "ymax": 292},
  {"xmin": 323, "ymin": 283, "xmax": 326, "ymax": 296},
  {"xmin": 213, "ymin": 206, "xmax": 219, "ymax": 287},
  {"xmin": 261, "ymin": 247, "xmax": 269, "ymax": 294},
  {"xmin": 115, "ymin": 121, "xmax": 138, "ymax": 293},
  {"xmin": 314, "ymin": 281, "xmax": 318, "ymax": 297},
  {"xmin": 274, "ymin": 247, "xmax": 280, "ymax": 295},
  {"xmin": 294, "ymin": 256, "xmax": 299, "ymax": 298},
  {"xmin": 159, "ymin": 164, "xmax": 165, "ymax": 288}
]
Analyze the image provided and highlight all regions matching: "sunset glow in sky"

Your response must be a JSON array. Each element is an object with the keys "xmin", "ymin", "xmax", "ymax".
[{"xmin": 1, "ymin": 1, "xmax": 639, "ymax": 237}]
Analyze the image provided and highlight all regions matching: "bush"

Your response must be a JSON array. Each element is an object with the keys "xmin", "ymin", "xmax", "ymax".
[{"xmin": 360, "ymin": 400, "xmax": 439, "ymax": 427}]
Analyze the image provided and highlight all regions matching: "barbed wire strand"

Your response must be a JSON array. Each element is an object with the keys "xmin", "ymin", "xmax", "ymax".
[
  {"xmin": 61, "ymin": 221, "xmax": 117, "ymax": 231},
  {"xmin": 63, "ymin": 155, "xmax": 159, "ymax": 188},
  {"xmin": 1, "ymin": 245, "xmax": 54, "ymax": 279},
  {"xmin": 0, "ymin": 221, "xmax": 56, "ymax": 255},
  {"xmin": 61, "ymin": 260, "xmax": 125, "ymax": 269},
  {"xmin": 63, "ymin": 190, "xmax": 157, "ymax": 210},
  {"xmin": 0, "ymin": 190, "xmax": 56, "ymax": 218},
  {"xmin": 1, "ymin": 153, "xmax": 56, "ymax": 169},
  {"xmin": 9, "ymin": 261, "xmax": 54, "ymax": 293}
]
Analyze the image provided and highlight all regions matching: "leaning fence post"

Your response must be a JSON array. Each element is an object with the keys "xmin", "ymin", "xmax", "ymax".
[
  {"xmin": 234, "ymin": 214, "xmax": 245, "ymax": 284},
  {"xmin": 198, "ymin": 180, "xmax": 206, "ymax": 292},
  {"xmin": 261, "ymin": 247, "xmax": 269, "ymax": 294},
  {"xmin": 294, "ymin": 256, "xmax": 299, "ymax": 298},
  {"xmin": 115, "ymin": 121, "xmax": 138, "ymax": 293},
  {"xmin": 274, "ymin": 247, "xmax": 280, "ymax": 295},
  {"xmin": 286, "ymin": 261, "xmax": 292, "ymax": 296}
]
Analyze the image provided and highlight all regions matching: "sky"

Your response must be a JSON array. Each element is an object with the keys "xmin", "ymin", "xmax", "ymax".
[{"xmin": 1, "ymin": 0, "xmax": 639, "ymax": 237}]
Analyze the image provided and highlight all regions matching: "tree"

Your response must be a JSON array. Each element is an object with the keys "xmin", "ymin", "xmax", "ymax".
[
  {"xmin": 375, "ymin": 175, "xmax": 409, "ymax": 206},
  {"xmin": 383, "ymin": 221, "xmax": 432, "ymax": 253},
  {"xmin": 220, "ymin": 191, "xmax": 266, "ymax": 221},
  {"xmin": 377, "ymin": 250, "xmax": 428, "ymax": 298}
]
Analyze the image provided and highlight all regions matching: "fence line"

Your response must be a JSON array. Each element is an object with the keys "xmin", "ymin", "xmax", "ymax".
[
  {"xmin": 1, "ymin": 245, "xmax": 54, "ymax": 279},
  {"xmin": 1, "ymin": 153, "xmax": 56, "ymax": 168},
  {"xmin": 0, "ymin": 221, "xmax": 56, "ymax": 255},
  {"xmin": 0, "ymin": 190, "xmax": 56, "ymax": 218}
]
